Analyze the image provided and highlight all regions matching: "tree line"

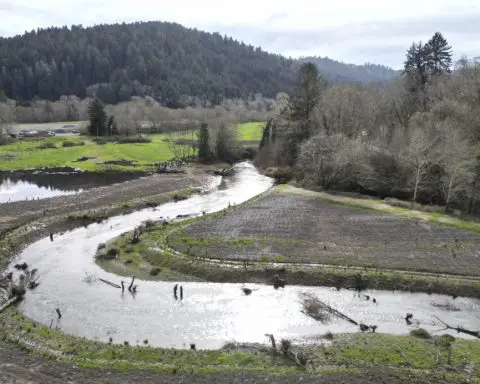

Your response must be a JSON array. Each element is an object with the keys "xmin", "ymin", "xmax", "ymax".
[
  {"xmin": 0, "ymin": 21, "xmax": 297, "ymax": 107},
  {"xmin": 258, "ymin": 33, "xmax": 480, "ymax": 214},
  {"xmin": 0, "ymin": 21, "xmax": 398, "ymax": 108}
]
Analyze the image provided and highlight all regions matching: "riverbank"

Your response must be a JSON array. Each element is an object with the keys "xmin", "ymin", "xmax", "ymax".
[
  {"xmin": 0, "ymin": 163, "xmax": 221, "ymax": 271},
  {"xmin": 1, "ymin": 305, "xmax": 479, "ymax": 382},
  {"xmin": 1, "ymin": 167, "xmax": 480, "ymax": 382},
  {"xmin": 98, "ymin": 185, "xmax": 480, "ymax": 298}
]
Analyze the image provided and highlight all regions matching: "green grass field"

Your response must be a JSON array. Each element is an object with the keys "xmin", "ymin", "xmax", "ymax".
[
  {"xmin": 169, "ymin": 122, "xmax": 264, "ymax": 142},
  {"xmin": 0, "ymin": 135, "xmax": 174, "ymax": 171},
  {"xmin": 237, "ymin": 122, "xmax": 264, "ymax": 141},
  {"xmin": 0, "ymin": 122, "xmax": 265, "ymax": 172}
]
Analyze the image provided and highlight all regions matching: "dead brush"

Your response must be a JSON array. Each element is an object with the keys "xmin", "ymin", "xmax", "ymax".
[{"xmin": 300, "ymin": 292, "xmax": 333, "ymax": 323}]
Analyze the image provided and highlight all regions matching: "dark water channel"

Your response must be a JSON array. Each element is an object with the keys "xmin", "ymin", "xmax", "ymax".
[
  {"xmin": 0, "ymin": 170, "xmax": 147, "ymax": 203},
  {"xmin": 6, "ymin": 162, "xmax": 480, "ymax": 349}
]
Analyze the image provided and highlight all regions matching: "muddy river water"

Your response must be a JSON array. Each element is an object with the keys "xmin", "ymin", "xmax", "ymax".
[{"xmin": 7, "ymin": 162, "xmax": 480, "ymax": 349}]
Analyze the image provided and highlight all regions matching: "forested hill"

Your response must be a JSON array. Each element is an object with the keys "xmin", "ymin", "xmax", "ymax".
[
  {"xmin": 300, "ymin": 57, "xmax": 399, "ymax": 84},
  {"xmin": 0, "ymin": 21, "xmax": 397, "ymax": 106}
]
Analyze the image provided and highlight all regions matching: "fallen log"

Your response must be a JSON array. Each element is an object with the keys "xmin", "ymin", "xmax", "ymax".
[
  {"xmin": 434, "ymin": 316, "xmax": 480, "ymax": 339},
  {"xmin": 99, "ymin": 278, "xmax": 121, "ymax": 289},
  {"xmin": 300, "ymin": 292, "xmax": 358, "ymax": 325},
  {"xmin": 0, "ymin": 296, "xmax": 21, "ymax": 313}
]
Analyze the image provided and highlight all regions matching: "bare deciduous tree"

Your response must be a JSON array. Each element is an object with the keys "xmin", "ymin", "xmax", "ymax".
[{"xmin": 438, "ymin": 121, "xmax": 474, "ymax": 212}]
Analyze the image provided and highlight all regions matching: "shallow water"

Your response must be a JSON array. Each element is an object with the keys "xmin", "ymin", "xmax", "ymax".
[
  {"xmin": 0, "ymin": 177, "xmax": 80, "ymax": 203},
  {"xmin": 8, "ymin": 162, "xmax": 480, "ymax": 349},
  {"xmin": 0, "ymin": 171, "xmax": 147, "ymax": 203}
]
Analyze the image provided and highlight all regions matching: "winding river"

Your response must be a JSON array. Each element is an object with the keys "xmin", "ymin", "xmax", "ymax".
[{"xmin": 7, "ymin": 162, "xmax": 480, "ymax": 349}]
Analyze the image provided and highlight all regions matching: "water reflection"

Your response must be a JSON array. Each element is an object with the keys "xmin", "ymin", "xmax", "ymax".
[
  {"xmin": 0, "ymin": 171, "xmax": 147, "ymax": 203},
  {"xmin": 0, "ymin": 177, "xmax": 80, "ymax": 202}
]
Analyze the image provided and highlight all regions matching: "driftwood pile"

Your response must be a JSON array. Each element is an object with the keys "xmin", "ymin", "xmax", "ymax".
[
  {"xmin": 300, "ymin": 292, "xmax": 377, "ymax": 333},
  {"xmin": 0, "ymin": 263, "xmax": 40, "ymax": 313}
]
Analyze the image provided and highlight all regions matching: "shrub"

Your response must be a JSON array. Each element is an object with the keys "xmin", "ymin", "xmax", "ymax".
[
  {"xmin": 116, "ymin": 135, "xmax": 151, "ymax": 144},
  {"xmin": 434, "ymin": 334, "xmax": 455, "ymax": 347},
  {"xmin": 144, "ymin": 220, "xmax": 155, "ymax": 229},
  {"xmin": 410, "ymin": 328, "xmax": 432, "ymax": 339},
  {"xmin": 264, "ymin": 167, "xmax": 293, "ymax": 184},
  {"xmin": 62, "ymin": 141, "xmax": 85, "ymax": 147},
  {"xmin": 36, "ymin": 142, "xmax": 56, "ymax": 149},
  {"xmin": 239, "ymin": 146, "xmax": 257, "ymax": 160},
  {"xmin": 323, "ymin": 331, "xmax": 334, "ymax": 340},
  {"xmin": 0, "ymin": 134, "xmax": 12, "ymax": 145},
  {"xmin": 150, "ymin": 267, "xmax": 161, "ymax": 276},
  {"xmin": 280, "ymin": 339, "xmax": 292, "ymax": 356},
  {"xmin": 97, "ymin": 247, "xmax": 119, "ymax": 260},
  {"xmin": 94, "ymin": 137, "xmax": 116, "ymax": 145}
]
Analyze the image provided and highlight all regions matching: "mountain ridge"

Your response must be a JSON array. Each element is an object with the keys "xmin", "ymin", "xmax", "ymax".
[{"xmin": 0, "ymin": 21, "xmax": 398, "ymax": 106}]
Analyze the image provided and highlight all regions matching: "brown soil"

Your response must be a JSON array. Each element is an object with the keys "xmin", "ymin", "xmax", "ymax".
[{"xmin": 171, "ymin": 189, "xmax": 480, "ymax": 277}]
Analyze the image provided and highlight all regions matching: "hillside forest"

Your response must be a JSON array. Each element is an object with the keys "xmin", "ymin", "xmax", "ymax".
[{"xmin": 0, "ymin": 21, "xmax": 396, "ymax": 107}]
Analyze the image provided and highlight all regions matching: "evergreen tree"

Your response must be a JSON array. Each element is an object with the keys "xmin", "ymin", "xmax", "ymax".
[
  {"xmin": 403, "ymin": 42, "xmax": 431, "ymax": 91},
  {"xmin": 282, "ymin": 63, "xmax": 326, "ymax": 165},
  {"xmin": 87, "ymin": 98, "xmax": 107, "ymax": 136},
  {"xmin": 290, "ymin": 63, "xmax": 324, "ymax": 124},
  {"xmin": 427, "ymin": 32, "xmax": 453, "ymax": 75},
  {"xmin": 259, "ymin": 119, "xmax": 273, "ymax": 149},
  {"xmin": 197, "ymin": 122, "xmax": 211, "ymax": 162}
]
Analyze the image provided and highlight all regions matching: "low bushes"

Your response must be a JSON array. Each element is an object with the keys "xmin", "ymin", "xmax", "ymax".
[
  {"xmin": 0, "ymin": 134, "xmax": 12, "ymax": 145},
  {"xmin": 36, "ymin": 142, "xmax": 56, "ymax": 149},
  {"xmin": 116, "ymin": 135, "xmax": 151, "ymax": 144},
  {"xmin": 264, "ymin": 167, "xmax": 293, "ymax": 184},
  {"xmin": 62, "ymin": 140, "xmax": 85, "ymax": 147},
  {"xmin": 93, "ymin": 135, "xmax": 152, "ymax": 145},
  {"xmin": 410, "ymin": 328, "xmax": 432, "ymax": 339}
]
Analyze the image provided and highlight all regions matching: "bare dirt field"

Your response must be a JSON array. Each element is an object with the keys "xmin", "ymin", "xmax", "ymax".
[{"xmin": 169, "ymin": 188, "xmax": 480, "ymax": 277}]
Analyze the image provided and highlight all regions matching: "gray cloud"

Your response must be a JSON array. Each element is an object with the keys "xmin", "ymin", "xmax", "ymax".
[
  {"xmin": 205, "ymin": 11, "xmax": 480, "ymax": 68},
  {"xmin": 0, "ymin": 0, "xmax": 478, "ymax": 68}
]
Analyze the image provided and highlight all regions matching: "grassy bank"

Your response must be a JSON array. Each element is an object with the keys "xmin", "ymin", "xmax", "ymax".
[
  {"xmin": 285, "ymin": 186, "xmax": 480, "ymax": 234},
  {"xmin": 1, "ymin": 307, "xmax": 478, "ymax": 381}
]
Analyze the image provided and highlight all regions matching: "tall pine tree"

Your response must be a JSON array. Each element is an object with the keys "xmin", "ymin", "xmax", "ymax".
[
  {"xmin": 87, "ymin": 98, "xmax": 107, "ymax": 136},
  {"xmin": 427, "ymin": 32, "xmax": 453, "ymax": 75}
]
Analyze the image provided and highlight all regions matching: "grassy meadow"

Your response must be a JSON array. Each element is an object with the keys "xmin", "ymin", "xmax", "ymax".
[{"xmin": 0, "ymin": 122, "xmax": 264, "ymax": 171}]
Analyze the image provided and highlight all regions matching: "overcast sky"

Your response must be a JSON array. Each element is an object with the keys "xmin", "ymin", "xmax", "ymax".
[{"xmin": 0, "ymin": 0, "xmax": 479, "ymax": 69}]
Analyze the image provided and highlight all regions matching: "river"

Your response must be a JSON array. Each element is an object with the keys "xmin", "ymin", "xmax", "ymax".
[{"xmin": 7, "ymin": 162, "xmax": 480, "ymax": 349}]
